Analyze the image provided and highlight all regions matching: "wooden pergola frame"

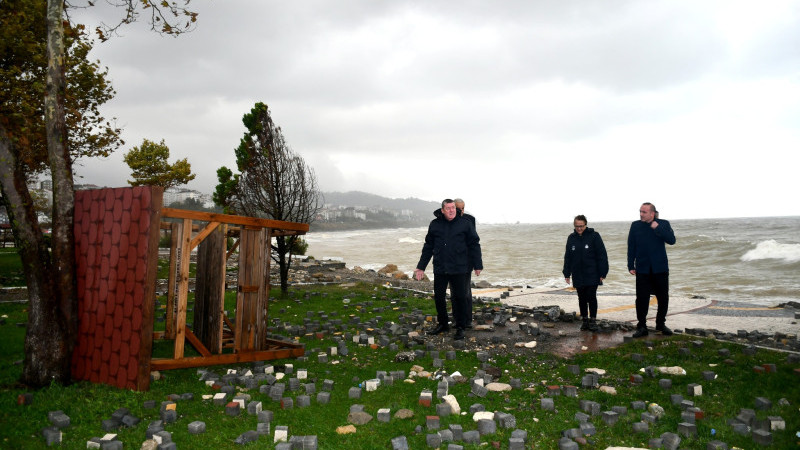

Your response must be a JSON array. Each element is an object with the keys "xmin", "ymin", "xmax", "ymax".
[{"xmin": 149, "ymin": 208, "xmax": 308, "ymax": 371}]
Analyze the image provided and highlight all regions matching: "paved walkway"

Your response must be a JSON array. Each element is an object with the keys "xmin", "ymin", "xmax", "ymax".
[{"xmin": 474, "ymin": 287, "xmax": 799, "ymax": 336}]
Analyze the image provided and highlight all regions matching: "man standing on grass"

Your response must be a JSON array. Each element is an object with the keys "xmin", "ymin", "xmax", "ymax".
[
  {"xmin": 454, "ymin": 198, "xmax": 476, "ymax": 328},
  {"xmin": 628, "ymin": 202, "xmax": 676, "ymax": 338},
  {"xmin": 415, "ymin": 199, "xmax": 483, "ymax": 341}
]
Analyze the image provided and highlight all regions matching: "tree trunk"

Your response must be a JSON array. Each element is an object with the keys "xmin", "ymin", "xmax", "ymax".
[{"xmin": 0, "ymin": 125, "xmax": 72, "ymax": 387}]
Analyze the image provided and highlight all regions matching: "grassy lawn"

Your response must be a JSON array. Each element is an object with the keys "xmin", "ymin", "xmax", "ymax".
[
  {"xmin": 0, "ymin": 248, "xmax": 25, "ymax": 287},
  {"xmin": 0, "ymin": 283, "xmax": 798, "ymax": 449}
]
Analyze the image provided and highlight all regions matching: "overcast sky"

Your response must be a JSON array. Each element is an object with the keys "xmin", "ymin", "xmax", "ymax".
[{"xmin": 71, "ymin": 0, "xmax": 800, "ymax": 224}]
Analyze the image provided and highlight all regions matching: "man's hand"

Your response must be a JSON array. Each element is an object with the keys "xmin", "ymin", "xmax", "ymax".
[
  {"xmin": 414, "ymin": 269, "xmax": 425, "ymax": 281},
  {"xmin": 650, "ymin": 220, "xmax": 659, "ymax": 229},
  {"xmin": 629, "ymin": 269, "xmax": 636, "ymax": 275},
  {"xmin": 565, "ymin": 277, "xmax": 571, "ymax": 285},
  {"xmin": 474, "ymin": 269, "xmax": 482, "ymax": 276}
]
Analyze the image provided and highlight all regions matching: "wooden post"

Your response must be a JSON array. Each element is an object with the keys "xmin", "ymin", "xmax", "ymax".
[
  {"xmin": 194, "ymin": 224, "xmax": 226, "ymax": 353},
  {"xmin": 165, "ymin": 222, "xmax": 180, "ymax": 339},
  {"xmin": 174, "ymin": 218, "xmax": 192, "ymax": 359}
]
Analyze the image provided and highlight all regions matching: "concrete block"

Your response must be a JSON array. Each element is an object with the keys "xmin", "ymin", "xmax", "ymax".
[
  {"xmin": 234, "ymin": 430, "xmax": 259, "ymax": 445},
  {"xmin": 677, "ymin": 422, "xmax": 697, "ymax": 437},
  {"xmin": 752, "ymin": 429, "xmax": 773, "ymax": 445},
  {"xmin": 563, "ymin": 385, "xmax": 578, "ymax": 397},
  {"xmin": 463, "ymin": 430, "xmax": 481, "ymax": 444},
  {"xmin": 247, "ymin": 401, "xmax": 262, "ymax": 415},
  {"xmin": 658, "ymin": 379, "xmax": 672, "ymax": 389},
  {"xmin": 436, "ymin": 403, "xmax": 451, "ymax": 417},
  {"xmin": 602, "ymin": 411, "xmax": 619, "ymax": 426},
  {"xmin": 256, "ymin": 422, "xmax": 270, "ymax": 436},
  {"xmin": 187, "ymin": 421, "xmax": 206, "ymax": 434},
  {"xmin": 706, "ymin": 440, "xmax": 728, "ymax": 450},
  {"xmin": 632, "ymin": 421, "xmax": 649, "ymax": 433},
  {"xmin": 541, "ymin": 398, "xmax": 555, "ymax": 411},
  {"xmin": 390, "ymin": 436, "xmax": 409, "ymax": 450},
  {"xmin": 41, "ymin": 426, "xmax": 61, "ymax": 446},
  {"xmin": 425, "ymin": 433, "xmax": 442, "ymax": 448},
  {"xmin": 274, "ymin": 425, "xmax": 288, "ymax": 443},
  {"xmin": 755, "ymin": 397, "xmax": 772, "ymax": 410},
  {"xmin": 449, "ymin": 424, "xmax": 463, "ymax": 441},
  {"xmin": 477, "ymin": 418, "xmax": 496, "ymax": 435},
  {"xmin": 296, "ymin": 395, "xmax": 311, "ymax": 408},
  {"xmin": 348, "ymin": 387, "xmax": 362, "ymax": 399}
]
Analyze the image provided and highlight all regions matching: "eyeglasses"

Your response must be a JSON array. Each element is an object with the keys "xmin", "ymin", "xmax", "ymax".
[{"xmin": 574, "ymin": 224, "xmax": 586, "ymax": 228}]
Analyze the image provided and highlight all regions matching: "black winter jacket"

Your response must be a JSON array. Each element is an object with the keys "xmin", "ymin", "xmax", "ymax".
[
  {"xmin": 627, "ymin": 219, "xmax": 676, "ymax": 274},
  {"xmin": 562, "ymin": 228, "xmax": 609, "ymax": 287},
  {"xmin": 416, "ymin": 211, "xmax": 482, "ymax": 275}
]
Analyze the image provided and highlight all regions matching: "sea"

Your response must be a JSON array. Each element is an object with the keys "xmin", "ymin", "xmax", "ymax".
[{"xmin": 305, "ymin": 216, "xmax": 800, "ymax": 307}]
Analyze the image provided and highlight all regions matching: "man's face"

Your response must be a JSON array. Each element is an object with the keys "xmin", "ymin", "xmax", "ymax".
[
  {"xmin": 639, "ymin": 204, "xmax": 655, "ymax": 223},
  {"xmin": 574, "ymin": 220, "xmax": 586, "ymax": 235},
  {"xmin": 442, "ymin": 202, "xmax": 457, "ymax": 221}
]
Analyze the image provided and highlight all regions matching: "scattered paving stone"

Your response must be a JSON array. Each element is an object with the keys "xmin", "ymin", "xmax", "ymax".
[
  {"xmin": 188, "ymin": 421, "xmax": 206, "ymax": 434},
  {"xmin": 390, "ymin": 436, "xmax": 409, "ymax": 450},
  {"xmin": 348, "ymin": 411, "xmax": 373, "ymax": 425}
]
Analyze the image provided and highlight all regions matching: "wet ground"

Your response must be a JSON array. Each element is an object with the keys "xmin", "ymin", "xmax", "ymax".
[{"xmin": 424, "ymin": 319, "xmax": 633, "ymax": 359}]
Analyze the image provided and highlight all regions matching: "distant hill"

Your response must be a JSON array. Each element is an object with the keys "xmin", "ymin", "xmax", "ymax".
[{"xmin": 321, "ymin": 191, "xmax": 440, "ymax": 218}]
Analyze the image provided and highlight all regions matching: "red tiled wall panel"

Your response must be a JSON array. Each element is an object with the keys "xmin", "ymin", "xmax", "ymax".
[{"xmin": 71, "ymin": 186, "xmax": 159, "ymax": 390}]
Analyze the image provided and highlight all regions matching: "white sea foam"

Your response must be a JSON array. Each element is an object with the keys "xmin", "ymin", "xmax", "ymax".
[
  {"xmin": 740, "ymin": 240, "xmax": 800, "ymax": 263},
  {"xmin": 398, "ymin": 237, "xmax": 422, "ymax": 244}
]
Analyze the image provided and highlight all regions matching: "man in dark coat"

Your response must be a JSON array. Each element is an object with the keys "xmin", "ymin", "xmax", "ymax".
[
  {"xmin": 563, "ymin": 215, "xmax": 609, "ymax": 332},
  {"xmin": 454, "ymin": 198, "xmax": 476, "ymax": 328},
  {"xmin": 415, "ymin": 199, "xmax": 483, "ymax": 340},
  {"xmin": 627, "ymin": 202, "xmax": 676, "ymax": 338}
]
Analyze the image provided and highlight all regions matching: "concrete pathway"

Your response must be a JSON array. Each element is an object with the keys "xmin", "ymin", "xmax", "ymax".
[{"xmin": 474, "ymin": 287, "xmax": 799, "ymax": 336}]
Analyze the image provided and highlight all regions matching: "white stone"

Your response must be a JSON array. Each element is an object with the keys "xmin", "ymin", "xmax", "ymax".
[
  {"xmin": 443, "ymin": 395, "xmax": 461, "ymax": 415},
  {"xmin": 599, "ymin": 386, "xmax": 617, "ymax": 395},
  {"xmin": 486, "ymin": 382, "xmax": 512, "ymax": 392},
  {"xmin": 202, "ymin": 395, "xmax": 213, "ymax": 400},
  {"xmin": 585, "ymin": 368, "xmax": 606, "ymax": 376},
  {"xmin": 265, "ymin": 365, "xmax": 274, "ymax": 374},
  {"xmin": 274, "ymin": 428, "xmax": 288, "ymax": 443},
  {"xmin": 275, "ymin": 373, "xmax": 285, "ymax": 380},
  {"xmin": 473, "ymin": 411, "xmax": 495, "ymax": 422},
  {"xmin": 205, "ymin": 380, "xmax": 215, "ymax": 387},
  {"xmin": 658, "ymin": 366, "xmax": 687, "ymax": 376},
  {"xmin": 365, "ymin": 379, "xmax": 380, "ymax": 392},
  {"xmin": 297, "ymin": 369, "xmax": 308, "ymax": 380}
]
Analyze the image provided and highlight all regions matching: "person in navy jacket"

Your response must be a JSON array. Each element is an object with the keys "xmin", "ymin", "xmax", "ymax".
[
  {"xmin": 415, "ymin": 199, "xmax": 483, "ymax": 341},
  {"xmin": 627, "ymin": 202, "xmax": 676, "ymax": 338},
  {"xmin": 563, "ymin": 215, "xmax": 609, "ymax": 332}
]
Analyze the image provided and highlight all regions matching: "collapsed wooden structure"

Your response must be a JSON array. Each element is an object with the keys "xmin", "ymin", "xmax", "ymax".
[
  {"xmin": 150, "ymin": 208, "xmax": 308, "ymax": 371},
  {"xmin": 72, "ymin": 186, "xmax": 307, "ymax": 390}
]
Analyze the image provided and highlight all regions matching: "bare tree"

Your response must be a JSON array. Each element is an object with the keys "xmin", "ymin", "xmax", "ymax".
[{"xmin": 215, "ymin": 102, "xmax": 321, "ymax": 294}]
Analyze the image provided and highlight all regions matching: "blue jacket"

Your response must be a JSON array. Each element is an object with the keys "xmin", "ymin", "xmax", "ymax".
[
  {"xmin": 563, "ymin": 228, "xmax": 609, "ymax": 287},
  {"xmin": 627, "ymin": 219, "xmax": 676, "ymax": 274},
  {"xmin": 416, "ymin": 212, "xmax": 482, "ymax": 274}
]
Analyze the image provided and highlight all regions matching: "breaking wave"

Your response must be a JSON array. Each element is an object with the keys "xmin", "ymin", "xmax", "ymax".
[{"xmin": 741, "ymin": 240, "xmax": 800, "ymax": 263}]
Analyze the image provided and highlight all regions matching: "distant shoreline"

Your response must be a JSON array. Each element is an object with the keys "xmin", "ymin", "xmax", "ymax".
[{"xmin": 309, "ymin": 222, "xmax": 427, "ymax": 232}]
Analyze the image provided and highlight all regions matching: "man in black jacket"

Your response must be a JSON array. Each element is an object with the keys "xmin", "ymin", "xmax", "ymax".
[
  {"xmin": 627, "ymin": 202, "xmax": 676, "ymax": 338},
  {"xmin": 455, "ymin": 198, "xmax": 476, "ymax": 328},
  {"xmin": 415, "ymin": 199, "xmax": 483, "ymax": 340}
]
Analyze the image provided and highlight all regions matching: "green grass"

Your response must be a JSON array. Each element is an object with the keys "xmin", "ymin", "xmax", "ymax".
[
  {"xmin": 0, "ymin": 283, "xmax": 799, "ymax": 449},
  {"xmin": 0, "ymin": 248, "xmax": 25, "ymax": 287}
]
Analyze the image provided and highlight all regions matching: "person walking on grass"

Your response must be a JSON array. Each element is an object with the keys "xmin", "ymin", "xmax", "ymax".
[
  {"xmin": 628, "ymin": 202, "xmax": 676, "ymax": 338},
  {"xmin": 415, "ymin": 199, "xmax": 483, "ymax": 341},
  {"xmin": 563, "ymin": 215, "xmax": 609, "ymax": 332}
]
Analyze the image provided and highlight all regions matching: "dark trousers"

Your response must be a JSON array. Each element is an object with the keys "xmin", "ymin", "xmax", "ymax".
[
  {"xmin": 635, "ymin": 272, "xmax": 669, "ymax": 329},
  {"xmin": 465, "ymin": 271, "xmax": 473, "ymax": 324},
  {"xmin": 434, "ymin": 272, "xmax": 468, "ymax": 329},
  {"xmin": 576, "ymin": 285, "xmax": 598, "ymax": 319}
]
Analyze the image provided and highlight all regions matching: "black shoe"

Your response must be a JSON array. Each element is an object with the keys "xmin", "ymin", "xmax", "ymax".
[
  {"xmin": 656, "ymin": 325, "xmax": 673, "ymax": 336},
  {"xmin": 588, "ymin": 319, "xmax": 599, "ymax": 332},
  {"xmin": 465, "ymin": 323, "xmax": 473, "ymax": 329},
  {"xmin": 428, "ymin": 324, "xmax": 450, "ymax": 335},
  {"xmin": 580, "ymin": 320, "xmax": 589, "ymax": 331},
  {"xmin": 632, "ymin": 327, "xmax": 649, "ymax": 338},
  {"xmin": 454, "ymin": 328, "xmax": 465, "ymax": 340}
]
